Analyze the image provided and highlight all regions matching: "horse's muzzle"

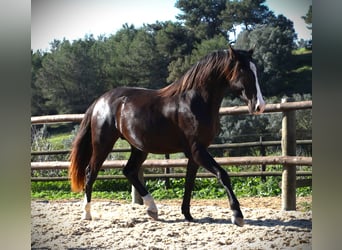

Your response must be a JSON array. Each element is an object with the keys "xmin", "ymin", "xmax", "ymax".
[
  {"xmin": 254, "ymin": 95, "xmax": 265, "ymax": 114},
  {"xmin": 254, "ymin": 102, "xmax": 265, "ymax": 114},
  {"xmin": 248, "ymin": 99, "xmax": 265, "ymax": 115}
]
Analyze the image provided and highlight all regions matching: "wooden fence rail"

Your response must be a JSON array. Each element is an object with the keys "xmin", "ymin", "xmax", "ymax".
[
  {"xmin": 31, "ymin": 139, "xmax": 312, "ymax": 156},
  {"xmin": 32, "ymin": 171, "xmax": 312, "ymax": 182},
  {"xmin": 219, "ymin": 100, "xmax": 312, "ymax": 115},
  {"xmin": 31, "ymin": 156, "xmax": 312, "ymax": 170},
  {"xmin": 30, "ymin": 100, "xmax": 312, "ymax": 124},
  {"xmin": 31, "ymin": 100, "xmax": 312, "ymax": 211}
]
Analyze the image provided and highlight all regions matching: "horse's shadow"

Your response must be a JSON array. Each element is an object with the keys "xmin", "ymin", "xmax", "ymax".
[
  {"xmin": 158, "ymin": 217, "xmax": 312, "ymax": 230},
  {"xmin": 244, "ymin": 218, "xmax": 312, "ymax": 229}
]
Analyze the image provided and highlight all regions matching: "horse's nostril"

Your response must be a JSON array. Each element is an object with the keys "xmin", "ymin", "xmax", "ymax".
[
  {"xmin": 254, "ymin": 103, "xmax": 265, "ymax": 114},
  {"xmin": 254, "ymin": 104, "xmax": 265, "ymax": 114}
]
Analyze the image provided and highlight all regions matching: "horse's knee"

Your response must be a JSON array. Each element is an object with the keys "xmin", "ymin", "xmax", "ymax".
[{"xmin": 122, "ymin": 166, "xmax": 134, "ymax": 178}]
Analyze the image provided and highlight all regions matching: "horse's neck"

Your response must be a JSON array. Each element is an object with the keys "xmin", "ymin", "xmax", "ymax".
[{"xmin": 201, "ymin": 82, "xmax": 227, "ymax": 116}]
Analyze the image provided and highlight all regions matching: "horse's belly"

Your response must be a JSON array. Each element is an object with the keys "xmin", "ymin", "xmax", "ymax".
[{"xmin": 126, "ymin": 130, "xmax": 184, "ymax": 154}]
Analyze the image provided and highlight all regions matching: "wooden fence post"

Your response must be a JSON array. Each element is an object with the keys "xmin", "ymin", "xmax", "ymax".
[
  {"xmin": 131, "ymin": 167, "xmax": 144, "ymax": 205},
  {"xmin": 281, "ymin": 98, "xmax": 297, "ymax": 210},
  {"xmin": 260, "ymin": 136, "xmax": 266, "ymax": 182}
]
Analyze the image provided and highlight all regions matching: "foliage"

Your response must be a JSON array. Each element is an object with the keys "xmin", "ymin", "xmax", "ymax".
[
  {"xmin": 302, "ymin": 5, "xmax": 312, "ymax": 31},
  {"xmin": 31, "ymin": 125, "xmax": 52, "ymax": 162},
  {"xmin": 107, "ymin": 25, "xmax": 169, "ymax": 89},
  {"xmin": 221, "ymin": 0, "xmax": 272, "ymax": 32},
  {"xmin": 175, "ymin": 0, "xmax": 227, "ymax": 40},
  {"xmin": 34, "ymin": 37, "xmax": 107, "ymax": 114},
  {"xmin": 151, "ymin": 21, "xmax": 196, "ymax": 60}
]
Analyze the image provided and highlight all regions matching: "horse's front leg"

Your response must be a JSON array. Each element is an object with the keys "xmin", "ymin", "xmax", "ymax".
[
  {"xmin": 181, "ymin": 159, "xmax": 199, "ymax": 221},
  {"xmin": 191, "ymin": 145, "xmax": 244, "ymax": 227}
]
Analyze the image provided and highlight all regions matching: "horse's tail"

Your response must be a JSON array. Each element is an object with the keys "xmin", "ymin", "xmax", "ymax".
[{"xmin": 69, "ymin": 104, "xmax": 95, "ymax": 192}]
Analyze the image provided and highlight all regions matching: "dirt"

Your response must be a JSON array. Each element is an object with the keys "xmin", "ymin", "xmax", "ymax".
[{"xmin": 31, "ymin": 196, "xmax": 312, "ymax": 249}]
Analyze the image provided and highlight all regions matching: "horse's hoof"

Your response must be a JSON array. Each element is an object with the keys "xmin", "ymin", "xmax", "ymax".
[
  {"xmin": 147, "ymin": 210, "xmax": 158, "ymax": 220},
  {"xmin": 82, "ymin": 213, "xmax": 92, "ymax": 220},
  {"xmin": 231, "ymin": 216, "xmax": 244, "ymax": 227}
]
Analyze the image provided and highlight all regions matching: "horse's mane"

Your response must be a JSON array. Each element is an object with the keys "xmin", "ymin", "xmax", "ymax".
[{"xmin": 157, "ymin": 50, "xmax": 240, "ymax": 97}]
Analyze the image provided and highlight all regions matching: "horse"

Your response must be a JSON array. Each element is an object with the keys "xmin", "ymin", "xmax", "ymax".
[{"xmin": 69, "ymin": 46, "xmax": 265, "ymax": 227}]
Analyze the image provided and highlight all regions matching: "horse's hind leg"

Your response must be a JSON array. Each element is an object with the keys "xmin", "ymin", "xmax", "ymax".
[
  {"xmin": 123, "ymin": 147, "xmax": 158, "ymax": 220},
  {"xmin": 82, "ymin": 127, "xmax": 119, "ymax": 220}
]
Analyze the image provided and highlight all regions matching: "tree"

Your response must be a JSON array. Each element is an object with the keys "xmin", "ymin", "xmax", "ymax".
[
  {"xmin": 103, "ymin": 24, "xmax": 137, "ymax": 88},
  {"xmin": 129, "ymin": 28, "xmax": 169, "ymax": 89},
  {"xmin": 149, "ymin": 21, "xmax": 195, "ymax": 60},
  {"xmin": 302, "ymin": 5, "xmax": 312, "ymax": 31},
  {"xmin": 220, "ymin": 0, "xmax": 273, "ymax": 34},
  {"xmin": 107, "ymin": 25, "xmax": 168, "ymax": 89},
  {"xmin": 191, "ymin": 34, "xmax": 229, "ymax": 60},
  {"xmin": 175, "ymin": 0, "xmax": 227, "ymax": 40},
  {"xmin": 31, "ymin": 50, "xmax": 48, "ymax": 115},
  {"xmin": 35, "ymin": 36, "xmax": 109, "ymax": 114}
]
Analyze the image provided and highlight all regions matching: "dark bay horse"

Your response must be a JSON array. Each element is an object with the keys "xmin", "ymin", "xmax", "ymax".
[{"xmin": 69, "ymin": 46, "xmax": 265, "ymax": 226}]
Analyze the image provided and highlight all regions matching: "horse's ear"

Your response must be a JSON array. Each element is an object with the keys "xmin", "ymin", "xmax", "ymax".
[
  {"xmin": 228, "ymin": 44, "xmax": 236, "ymax": 61},
  {"xmin": 248, "ymin": 49, "xmax": 254, "ymax": 56},
  {"xmin": 248, "ymin": 44, "xmax": 256, "ymax": 56}
]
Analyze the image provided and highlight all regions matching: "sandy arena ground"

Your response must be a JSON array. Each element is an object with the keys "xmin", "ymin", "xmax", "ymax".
[{"xmin": 31, "ymin": 196, "xmax": 312, "ymax": 249}]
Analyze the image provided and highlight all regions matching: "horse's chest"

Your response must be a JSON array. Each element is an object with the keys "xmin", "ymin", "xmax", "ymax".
[
  {"xmin": 179, "ymin": 99, "xmax": 220, "ymax": 138},
  {"xmin": 177, "ymin": 107, "xmax": 218, "ymax": 142}
]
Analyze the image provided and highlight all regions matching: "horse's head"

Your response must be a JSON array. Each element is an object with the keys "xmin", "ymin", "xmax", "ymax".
[{"xmin": 228, "ymin": 46, "xmax": 265, "ymax": 114}]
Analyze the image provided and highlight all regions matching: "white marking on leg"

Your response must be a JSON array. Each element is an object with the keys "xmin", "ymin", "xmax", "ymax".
[
  {"xmin": 142, "ymin": 193, "xmax": 158, "ymax": 220},
  {"xmin": 82, "ymin": 194, "xmax": 92, "ymax": 220},
  {"xmin": 92, "ymin": 97, "xmax": 111, "ymax": 126},
  {"xmin": 231, "ymin": 215, "xmax": 245, "ymax": 227},
  {"xmin": 249, "ymin": 62, "xmax": 265, "ymax": 113}
]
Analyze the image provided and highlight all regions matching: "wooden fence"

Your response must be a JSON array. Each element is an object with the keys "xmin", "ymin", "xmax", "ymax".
[{"xmin": 31, "ymin": 99, "xmax": 312, "ymax": 210}]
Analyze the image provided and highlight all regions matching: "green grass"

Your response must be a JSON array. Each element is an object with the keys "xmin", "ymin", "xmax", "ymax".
[
  {"xmin": 46, "ymin": 132, "xmax": 73, "ymax": 150},
  {"xmin": 31, "ymin": 170, "xmax": 312, "ymax": 201},
  {"xmin": 292, "ymin": 48, "xmax": 312, "ymax": 55},
  {"xmin": 47, "ymin": 133, "xmax": 70, "ymax": 144}
]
